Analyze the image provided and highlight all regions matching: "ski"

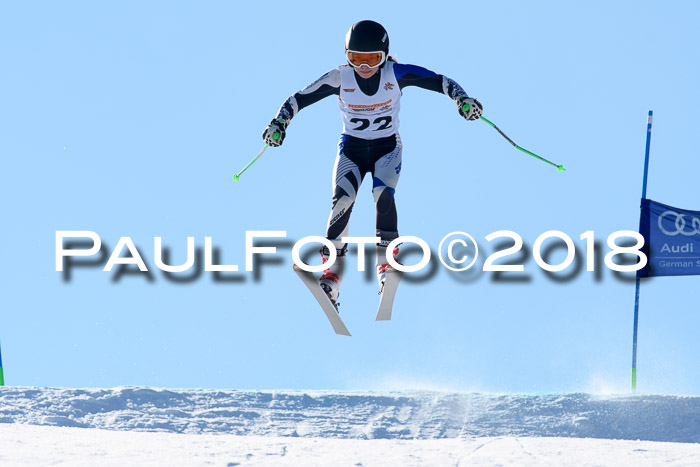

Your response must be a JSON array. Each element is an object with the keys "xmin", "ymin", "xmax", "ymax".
[
  {"xmin": 293, "ymin": 264, "xmax": 351, "ymax": 336},
  {"xmin": 375, "ymin": 266, "xmax": 403, "ymax": 321}
]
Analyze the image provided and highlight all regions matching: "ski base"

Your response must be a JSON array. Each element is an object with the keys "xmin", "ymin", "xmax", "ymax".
[
  {"xmin": 376, "ymin": 267, "xmax": 403, "ymax": 321},
  {"xmin": 293, "ymin": 264, "xmax": 351, "ymax": 336}
]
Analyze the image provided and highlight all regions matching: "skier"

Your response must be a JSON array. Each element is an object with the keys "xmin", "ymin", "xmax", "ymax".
[{"xmin": 262, "ymin": 20, "xmax": 482, "ymax": 308}]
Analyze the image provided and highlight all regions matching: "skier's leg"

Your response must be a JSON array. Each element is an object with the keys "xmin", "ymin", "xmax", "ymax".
[
  {"xmin": 325, "ymin": 152, "xmax": 364, "ymax": 250},
  {"xmin": 318, "ymin": 246, "xmax": 345, "ymax": 306},
  {"xmin": 371, "ymin": 137, "xmax": 401, "ymax": 243},
  {"xmin": 372, "ymin": 136, "xmax": 403, "ymax": 290},
  {"xmin": 320, "ymin": 140, "xmax": 368, "ymax": 305}
]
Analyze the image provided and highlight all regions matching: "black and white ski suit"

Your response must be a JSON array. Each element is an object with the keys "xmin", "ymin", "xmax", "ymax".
[{"xmin": 275, "ymin": 60, "xmax": 471, "ymax": 251}]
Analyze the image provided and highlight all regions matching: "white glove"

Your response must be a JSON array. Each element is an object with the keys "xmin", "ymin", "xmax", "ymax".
[
  {"xmin": 261, "ymin": 119, "xmax": 288, "ymax": 147},
  {"xmin": 456, "ymin": 97, "xmax": 483, "ymax": 121}
]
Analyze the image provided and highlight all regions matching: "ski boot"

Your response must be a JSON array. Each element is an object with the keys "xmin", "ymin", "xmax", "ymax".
[
  {"xmin": 318, "ymin": 246, "xmax": 346, "ymax": 310},
  {"xmin": 376, "ymin": 243, "xmax": 400, "ymax": 294}
]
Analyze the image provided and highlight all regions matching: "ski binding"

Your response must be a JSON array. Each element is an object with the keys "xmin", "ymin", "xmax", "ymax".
[
  {"xmin": 293, "ymin": 264, "xmax": 351, "ymax": 336},
  {"xmin": 376, "ymin": 266, "xmax": 403, "ymax": 321}
]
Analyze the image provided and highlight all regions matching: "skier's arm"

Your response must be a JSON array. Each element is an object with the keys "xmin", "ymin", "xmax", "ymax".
[
  {"xmin": 393, "ymin": 63, "xmax": 482, "ymax": 120},
  {"xmin": 275, "ymin": 69, "xmax": 341, "ymax": 121},
  {"xmin": 394, "ymin": 63, "xmax": 467, "ymax": 99},
  {"xmin": 263, "ymin": 69, "xmax": 341, "ymax": 146}
]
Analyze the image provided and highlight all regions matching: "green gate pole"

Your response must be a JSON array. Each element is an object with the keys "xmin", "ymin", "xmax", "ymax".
[{"xmin": 0, "ymin": 341, "xmax": 5, "ymax": 386}]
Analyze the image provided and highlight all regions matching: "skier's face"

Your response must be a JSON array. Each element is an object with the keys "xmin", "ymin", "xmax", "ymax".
[{"xmin": 354, "ymin": 64, "xmax": 379, "ymax": 79}]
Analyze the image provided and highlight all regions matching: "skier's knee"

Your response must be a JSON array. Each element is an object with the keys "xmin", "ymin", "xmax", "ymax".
[
  {"xmin": 334, "ymin": 182, "xmax": 358, "ymax": 206},
  {"xmin": 373, "ymin": 187, "xmax": 395, "ymax": 215}
]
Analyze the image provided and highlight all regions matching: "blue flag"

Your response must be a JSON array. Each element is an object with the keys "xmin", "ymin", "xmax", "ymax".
[{"xmin": 638, "ymin": 198, "xmax": 700, "ymax": 277}]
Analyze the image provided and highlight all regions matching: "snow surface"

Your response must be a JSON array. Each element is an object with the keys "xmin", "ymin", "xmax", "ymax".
[{"xmin": 1, "ymin": 387, "xmax": 700, "ymax": 466}]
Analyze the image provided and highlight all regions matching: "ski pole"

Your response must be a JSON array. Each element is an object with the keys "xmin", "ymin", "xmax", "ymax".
[
  {"xmin": 462, "ymin": 104, "xmax": 565, "ymax": 172},
  {"xmin": 232, "ymin": 132, "xmax": 279, "ymax": 181}
]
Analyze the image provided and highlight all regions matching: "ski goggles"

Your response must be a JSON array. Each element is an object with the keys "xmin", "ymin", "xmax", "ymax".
[{"xmin": 346, "ymin": 50, "xmax": 386, "ymax": 68}]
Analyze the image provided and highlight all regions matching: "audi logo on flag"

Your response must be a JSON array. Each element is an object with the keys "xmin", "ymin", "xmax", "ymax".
[{"xmin": 658, "ymin": 210, "xmax": 700, "ymax": 236}]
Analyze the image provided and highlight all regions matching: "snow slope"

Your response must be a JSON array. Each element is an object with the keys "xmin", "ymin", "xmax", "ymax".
[
  {"xmin": 3, "ymin": 424, "xmax": 700, "ymax": 467},
  {"xmin": 3, "ymin": 387, "xmax": 700, "ymax": 441},
  {"xmin": 1, "ymin": 387, "xmax": 700, "ymax": 465}
]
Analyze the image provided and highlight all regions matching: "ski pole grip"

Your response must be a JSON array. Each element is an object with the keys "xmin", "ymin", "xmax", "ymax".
[
  {"xmin": 462, "ymin": 103, "xmax": 470, "ymax": 112},
  {"xmin": 273, "ymin": 132, "xmax": 280, "ymax": 140}
]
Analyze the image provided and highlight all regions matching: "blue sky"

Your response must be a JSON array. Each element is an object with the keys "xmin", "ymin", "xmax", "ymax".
[{"xmin": 2, "ymin": 1, "xmax": 700, "ymax": 394}]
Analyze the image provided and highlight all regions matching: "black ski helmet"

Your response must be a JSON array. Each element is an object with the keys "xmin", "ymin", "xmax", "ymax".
[{"xmin": 345, "ymin": 20, "xmax": 389, "ymax": 56}]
